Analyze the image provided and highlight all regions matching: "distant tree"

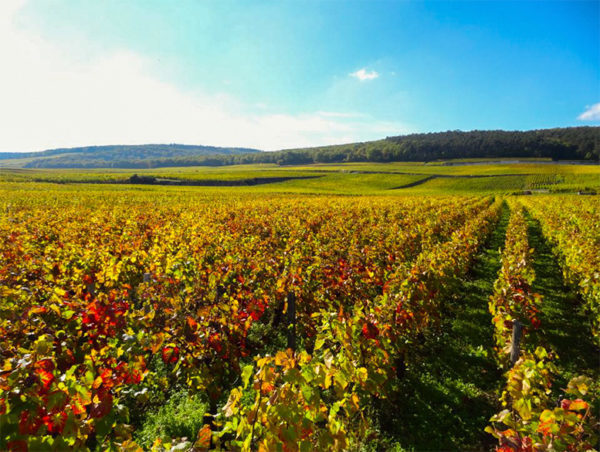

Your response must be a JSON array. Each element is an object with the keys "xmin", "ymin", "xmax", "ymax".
[{"xmin": 14, "ymin": 127, "xmax": 599, "ymax": 169}]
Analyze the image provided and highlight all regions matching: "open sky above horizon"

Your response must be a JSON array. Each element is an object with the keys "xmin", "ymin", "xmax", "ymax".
[{"xmin": 1, "ymin": 0, "xmax": 598, "ymax": 152}]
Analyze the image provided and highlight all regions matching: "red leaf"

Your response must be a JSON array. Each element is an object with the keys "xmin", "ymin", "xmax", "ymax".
[
  {"xmin": 196, "ymin": 424, "xmax": 212, "ymax": 449},
  {"xmin": 18, "ymin": 409, "xmax": 43, "ymax": 435},
  {"xmin": 7, "ymin": 440, "xmax": 28, "ymax": 452},
  {"xmin": 43, "ymin": 411, "xmax": 67, "ymax": 434},
  {"xmin": 208, "ymin": 334, "xmax": 223, "ymax": 353},
  {"xmin": 361, "ymin": 322, "xmax": 379, "ymax": 340},
  {"xmin": 38, "ymin": 369, "xmax": 55, "ymax": 392},
  {"xmin": 89, "ymin": 389, "xmax": 113, "ymax": 419},
  {"xmin": 35, "ymin": 359, "xmax": 55, "ymax": 372},
  {"xmin": 186, "ymin": 316, "xmax": 198, "ymax": 330},
  {"xmin": 161, "ymin": 346, "xmax": 179, "ymax": 364}
]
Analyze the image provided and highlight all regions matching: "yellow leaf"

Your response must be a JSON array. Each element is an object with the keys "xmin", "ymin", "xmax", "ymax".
[
  {"xmin": 357, "ymin": 367, "xmax": 368, "ymax": 383},
  {"xmin": 351, "ymin": 393, "xmax": 360, "ymax": 410},
  {"xmin": 275, "ymin": 351, "xmax": 288, "ymax": 366},
  {"xmin": 260, "ymin": 381, "xmax": 274, "ymax": 395},
  {"xmin": 223, "ymin": 388, "xmax": 242, "ymax": 417},
  {"xmin": 568, "ymin": 399, "xmax": 589, "ymax": 411},
  {"xmin": 93, "ymin": 376, "xmax": 103, "ymax": 389}
]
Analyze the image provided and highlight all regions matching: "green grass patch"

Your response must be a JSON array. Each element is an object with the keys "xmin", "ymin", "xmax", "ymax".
[{"xmin": 134, "ymin": 391, "xmax": 208, "ymax": 449}]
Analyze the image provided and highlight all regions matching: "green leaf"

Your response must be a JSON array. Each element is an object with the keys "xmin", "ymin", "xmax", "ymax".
[
  {"xmin": 567, "ymin": 375, "xmax": 590, "ymax": 396},
  {"xmin": 534, "ymin": 346, "xmax": 548, "ymax": 360},
  {"xmin": 314, "ymin": 338, "xmax": 325, "ymax": 351},
  {"xmin": 242, "ymin": 433, "xmax": 252, "ymax": 451},
  {"xmin": 241, "ymin": 365, "xmax": 253, "ymax": 389},
  {"xmin": 301, "ymin": 385, "xmax": 314, "ymax": 402}
]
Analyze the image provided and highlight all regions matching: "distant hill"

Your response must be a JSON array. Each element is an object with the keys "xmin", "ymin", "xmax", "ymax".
[
  {"xmin": 0, "ymin": 127, "xmax": 597, "ymax": 169},
  {"xmin": 0, "ymin": 144, "xmax": 261, "ymax": 168}
]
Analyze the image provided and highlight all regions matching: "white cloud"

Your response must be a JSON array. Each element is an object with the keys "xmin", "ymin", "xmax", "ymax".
[
  {"xmin": 0, "ymin": 1, "xmax": 408, "ymax": 152},
  {"xmin": 349, "ymin": 68, "xmax": 379, "ymax": 81},
  {"xmin": 577, "ymin": 103, "xmax": 600, "ymax": 121}
]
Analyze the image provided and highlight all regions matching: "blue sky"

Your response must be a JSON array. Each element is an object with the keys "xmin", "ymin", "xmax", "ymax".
[{"xmin": 1, "ymin": 0, "xmax": 598, "ymax": 152}]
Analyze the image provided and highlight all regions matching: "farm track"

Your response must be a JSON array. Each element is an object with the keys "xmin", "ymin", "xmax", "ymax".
[
  {"xmin": 375, "ymin": 203, "xmax": 509, "ymax": 450},
  {"xmin": 525, "ymin": 214, "xmax": 600, "ymax": 385}
]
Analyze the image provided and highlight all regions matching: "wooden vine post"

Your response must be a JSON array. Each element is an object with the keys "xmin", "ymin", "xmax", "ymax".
[
  {"xmin": 510, "ymin": 319, "xmax": 523, "ymax": 366},
  {"xmin": 287, "ymin": 291, "xmax": 296, "ymax": 351}
]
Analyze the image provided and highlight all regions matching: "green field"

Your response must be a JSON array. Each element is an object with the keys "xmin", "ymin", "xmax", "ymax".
[{"xmin": 1, "ymin": 161, "xmax": 599, "ymax": 195}]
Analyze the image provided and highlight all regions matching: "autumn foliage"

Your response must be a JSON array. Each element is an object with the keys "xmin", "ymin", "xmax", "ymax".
[{"xmin": 0, "ymin": 189, "xmax": 597, "ymax": 451}]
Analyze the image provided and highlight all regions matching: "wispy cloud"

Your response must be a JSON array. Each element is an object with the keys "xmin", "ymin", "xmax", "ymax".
[
  {"xmin": 316, "ymin": 111, "xmax": 365, "ymax": 119},
  {"xmin": 349, "ymin": 68, "xmax": 379, "ymax": 81},
  {"xmin": 577, "ymin": 103, "xmax": 600, "ymax": 121}
]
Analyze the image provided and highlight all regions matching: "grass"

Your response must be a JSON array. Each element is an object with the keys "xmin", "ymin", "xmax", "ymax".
[
  {"xmin": 1, "ymin": 161, "xmax": 598, "ymax": 195},
  {"xmin": 248, "ymin": 173, "xmax": 429, "ymax": 194},
  {"xmin": 426, "ymin": 157, "xmax": 553, "ymax": 164},
  {"xmin": 134, "ymin": 391, "xmax": 208, "ymax": 449},
  {"xmin": 402, "ymin": 175, "xmax": 529, "ymax": 195},
  {"xmin": 368, "ymin": 202, "xmax": 510, "ymax": 451}
]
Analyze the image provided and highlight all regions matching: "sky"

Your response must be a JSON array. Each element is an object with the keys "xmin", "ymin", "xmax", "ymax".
[{"xmin": 0, "ymin": 0, "xmax": 598, "ymax": 152}]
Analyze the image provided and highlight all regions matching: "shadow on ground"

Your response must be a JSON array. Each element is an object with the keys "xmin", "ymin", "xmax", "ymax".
[
  {"xmin": 371, "ymin": 203, "xmax": 509, "ymax": 451},
  {"xmin": 526, "ymin": 215, "xmax": 599, "ymax": 386}
]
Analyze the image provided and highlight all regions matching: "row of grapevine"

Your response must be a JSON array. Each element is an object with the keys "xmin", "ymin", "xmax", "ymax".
[
  {"xmin": 487, "ymin": 348, "xmax": 596, "ymax": 451},
  {"xmin": 486, "ymin": 202, "xmax": 597, "ymax": 451},
  {"xmin": 520, "ymin": 196, "xmax": 600, "ymax": 344},
  {"xmin": 0, "ymin": 189, "xmax": 488, "ymax": 451},
  {"xmin": 488, "ymin": 204, "xmax": 541, "ymax": 363},
  {"xmin": 524, "ymin": 174, "xmax": 560, "ymax": 190},
  {"xmin": 218, "ymin": 199, "xmax": 503, "ymax": 450}
]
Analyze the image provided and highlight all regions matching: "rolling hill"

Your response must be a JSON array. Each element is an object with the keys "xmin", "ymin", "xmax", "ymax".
[
  {"xmin": 0, "ymin": 127, "xmax": 597, "ymax": 169},
  {"xmin": 0, "ymin": 144, "xmax": 261, "ymax": 168}
]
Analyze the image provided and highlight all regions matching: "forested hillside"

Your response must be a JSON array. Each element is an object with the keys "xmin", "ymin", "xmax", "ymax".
[
  {"xmin": 270, "ymin": 127, "xmax": 599, "ymax": 165},
  {"xmin": 1, "ymin": 127, "xmax": 597, "ymax": 168},
  {"xmin": 0, "ymin": 144, "xmax": 260, "ymax": 168}
]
